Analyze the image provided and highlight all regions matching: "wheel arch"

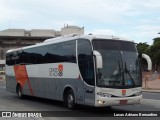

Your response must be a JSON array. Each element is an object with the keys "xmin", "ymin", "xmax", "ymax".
[
  {"xmin": 63, "ymin": 85, "xmax": 76, "ymax": 103},
  {"xmin": 16, "ymin": 82, "xmax": 22, "ymax": 94}
]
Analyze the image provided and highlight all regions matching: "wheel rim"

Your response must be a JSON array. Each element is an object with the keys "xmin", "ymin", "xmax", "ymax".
[{"xmin": 68, "ymin": 94, "xmax": 73, "ymax": 108}]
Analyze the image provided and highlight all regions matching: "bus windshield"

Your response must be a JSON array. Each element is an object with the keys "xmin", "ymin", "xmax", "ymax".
[{"xmin": 92, "ymin": 39, "xmax": 141, "ymax": 89}]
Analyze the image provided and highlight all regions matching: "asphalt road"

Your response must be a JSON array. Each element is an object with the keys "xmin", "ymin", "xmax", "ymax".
[
  {"xmin": 0, "ymin": 80, "xmax": 160, "ymax": 120},
  {"xmin": 142, "ymin": 92, "xmax": 160, "ymax": 100}
]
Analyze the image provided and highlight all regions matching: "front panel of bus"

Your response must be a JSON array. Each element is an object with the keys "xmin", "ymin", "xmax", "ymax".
[{"xmin": 92, "ymin": 39, "xmax": 142, "ymax": 107}]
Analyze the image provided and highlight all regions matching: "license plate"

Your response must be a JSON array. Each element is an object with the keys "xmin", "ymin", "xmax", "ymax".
[{"xmin": 120, "ymin": 100, "xmax": 127, "ymax": 105}]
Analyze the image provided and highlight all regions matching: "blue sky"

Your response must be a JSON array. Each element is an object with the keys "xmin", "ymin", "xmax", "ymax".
[{"xmin": 0, "ymin": 0, "xmax": 160, "ymax": 45}]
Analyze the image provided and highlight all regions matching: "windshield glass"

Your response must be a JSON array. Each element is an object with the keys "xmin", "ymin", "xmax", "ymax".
[{"xmin": 92, "ymin": 39, "xmax": 141, "ymax": 88}]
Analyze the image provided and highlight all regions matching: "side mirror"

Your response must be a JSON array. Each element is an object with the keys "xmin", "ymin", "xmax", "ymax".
[
  {"xmin": 93, "ymin": 51, "xmax": 103, "ymax": 69},
  {"xmin": 142, "ymin": 53, "xmax": 152, "ymax": 71}
]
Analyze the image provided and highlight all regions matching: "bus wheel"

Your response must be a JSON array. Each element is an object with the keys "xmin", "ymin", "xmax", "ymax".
[
  {"xmin": 66, "ymin": 89, "xmax": 75, "ymax": 109},
  {"xmin": 17, "ymin": 85, "xmax": 23, "ymax": 99}
]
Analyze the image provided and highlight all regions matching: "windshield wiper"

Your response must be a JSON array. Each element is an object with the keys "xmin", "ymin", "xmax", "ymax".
[
  {"xmin": 111, "ymin": 61, "xmax": 135, "ymax": 86},
  {"xmin": 124, "ymin": 62, "xmax": 135, "ymax": 86}
]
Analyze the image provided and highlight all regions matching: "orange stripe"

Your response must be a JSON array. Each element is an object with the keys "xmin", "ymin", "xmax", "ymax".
[
  {"xmin": 23, "ymin": 65, "xmax": 34, "ymax": 96},
  {"xmin": 14, "ymin": 65, "xmax": 34, "ymax": 96}
]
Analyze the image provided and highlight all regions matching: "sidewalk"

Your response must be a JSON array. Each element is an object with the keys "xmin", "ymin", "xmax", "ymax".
[{"xmin": 142, "ymin": 89, "xmax": 160, "ymax": 93}]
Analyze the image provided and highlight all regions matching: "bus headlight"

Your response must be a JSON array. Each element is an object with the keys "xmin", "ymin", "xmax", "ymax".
[
  {"xmin": 97, "ymin": 92, "xmax": 111, "ymax": 97},
  {"xmin": 97, "ymin": 100, "xmax": 105, "ymax": 104}
]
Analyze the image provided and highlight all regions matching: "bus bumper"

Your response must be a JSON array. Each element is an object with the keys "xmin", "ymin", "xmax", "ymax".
[{"xmin": 95, "ymin": 95, "xmax": 142, "ymax": 107}]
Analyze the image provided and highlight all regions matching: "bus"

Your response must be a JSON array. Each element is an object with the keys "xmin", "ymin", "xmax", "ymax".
[{"xmin": 6, "ymin": 34, "xmax": 148, "ymax": 109}]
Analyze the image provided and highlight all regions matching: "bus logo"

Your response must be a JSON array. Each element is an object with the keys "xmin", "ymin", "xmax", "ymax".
[
  {"xmin": 58, "ymin": 64, "xmax": 63, "ymax": 76},
  {"xmin": 122, "ymin": 90, "xmax": 126, "ymax": 96},
  {"xmin": 49, "ymin": 64, "xmax": 63, "ymax": 77}
]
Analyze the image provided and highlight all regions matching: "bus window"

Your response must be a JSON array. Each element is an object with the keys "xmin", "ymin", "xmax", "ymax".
[
  {"xmin": 6, "ymin": 52, "xmax": 18, "ymax": 66},
  {"xmin": 78, "ymin": 39, "xmax": 95, "ymax": 86},
  {"xmin": 61, "ymin": 41, "xmax": 76, "ymax": 63},
  {"xmin": 46, "ymin": 43, "xmax": 62, "ymax": 63}
]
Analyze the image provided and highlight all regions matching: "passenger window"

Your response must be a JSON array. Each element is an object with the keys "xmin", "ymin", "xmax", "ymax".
[
  {"xmin": 61, "ymin": 41, "xmax": 76, "ymax": 63},
  {"xmin": 46, "ymin": 44, "xmax": 62, "ymax": 63},
  {"xmin": 6, "ymin": 52, "xmax": 16, "ymax": 66}
]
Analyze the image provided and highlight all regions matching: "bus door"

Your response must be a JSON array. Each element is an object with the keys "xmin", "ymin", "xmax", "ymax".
[
  {"xmin": 83, "ymin": 60, "xmax": 95, "ymax": 106},
  {"xmin": 78, "ymin": 39, "xmax": 95, "ymax": 106}
]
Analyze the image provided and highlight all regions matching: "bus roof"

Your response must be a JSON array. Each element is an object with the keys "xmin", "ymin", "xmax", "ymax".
[{"xmin": 6, "ymin": 34, "xmax": 134, "ymax": 53}]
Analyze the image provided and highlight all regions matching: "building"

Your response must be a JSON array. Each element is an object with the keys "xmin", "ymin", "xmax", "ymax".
[
  {"xmin": 0, "ymin": 25, "xmax": 84, "ymax": 60},
  {"xmin": 61, "ymin": 25, "xmax": 84, "ymax": 35}
]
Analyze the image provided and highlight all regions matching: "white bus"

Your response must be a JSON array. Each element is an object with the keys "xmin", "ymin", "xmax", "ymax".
[{"xmin": 6, "ymin": 34, "xmax": 145, "ymax": 109}]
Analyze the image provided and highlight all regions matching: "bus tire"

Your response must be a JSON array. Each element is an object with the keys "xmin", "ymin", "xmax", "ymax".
[
  {"xmin": 17, "ymin": 84, "xmax": 23, "ymax": 99},
  {"xmin": 65, "ymin": 89, "xmax": 76, "ymax": 109}
]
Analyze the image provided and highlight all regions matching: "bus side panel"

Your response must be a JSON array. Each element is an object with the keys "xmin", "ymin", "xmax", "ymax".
[
  {"xmin": 55, "ymin": 78, "xmax": 61, "ymax": 100},
  {"xmin": 32, "ymin": 78, "xmax": 44, "ymax": 98},
  {"xmin": 6, "ymin": 75, "xmax": 17, "ymax": 93},
  {"xmin": 22, "ymin": 79, "xmax": 32, "ymax": 96},
  {"xmin": 75, "ymin": 78, "xmax": 85, "ymax": 105},
  {"xmin": 5, "ymin": 65, "xmax": 32, "ymax": 96},
  {"xmin": 6, "ymin": 63, "xmax": 88, "ymax": 105},
  {"xmin": 84, "ymin": 83, "xmax": 95, "ymax": 106},
  {"xmin": 23, "ymin": 77, "xmax": 56, "ymax": 99},
  {"xmin": 6, "ymin": 66, "xmax": 17, "ymax": 93},
  {"xmin": 44, "ymin": 78, "xmax": 56, "ymax": 100},
  {"xmin": 23, "ymin": 77, "xmax": 56, "ymax": 100}
]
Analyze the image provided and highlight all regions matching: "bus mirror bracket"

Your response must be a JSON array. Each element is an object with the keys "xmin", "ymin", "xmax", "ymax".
[
  {"xmin": 93, "ymin": 50, "xmax": 103, "ymax": 69},
  {"xmin": 138, "ymin": 53, "xmax": 142, "ymax": 59},
  {"xmin": 142, "ymin": 53, "xmax": 152, "ymax": 71}
]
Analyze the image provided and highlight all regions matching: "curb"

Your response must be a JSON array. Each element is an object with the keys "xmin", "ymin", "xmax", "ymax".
[{"xmin": 142, "ymin": 89, "xmax": 160, "ymax": 93}]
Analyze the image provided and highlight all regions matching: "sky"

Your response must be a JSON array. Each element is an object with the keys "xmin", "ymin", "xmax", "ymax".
[{"xmin": 0, "ymin": 0, "xmax": 160, "ymax": 45}]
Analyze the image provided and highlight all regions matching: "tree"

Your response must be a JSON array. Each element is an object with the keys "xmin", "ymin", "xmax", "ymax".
[
  {"xmin": 136, "ymin": 42, "xmax": 150, "ymax": 71},
  {"xmin": 136, "ymin": 42, "xmax": 149, "ymax": 54},
  {"xmin": 149, "ymin": 37, "xmax": 160, "ymax": 71},
  {"xmin": 137, "ymin": 37, "xmax": 160, "ymax": 71}
]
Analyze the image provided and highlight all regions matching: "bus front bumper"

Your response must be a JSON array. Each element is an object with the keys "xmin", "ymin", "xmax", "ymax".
[{"xmin": 95, "ymin": 95, "xmax": 142, "ymax": 107}]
